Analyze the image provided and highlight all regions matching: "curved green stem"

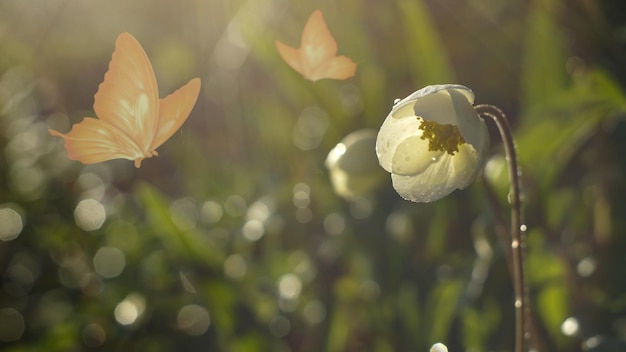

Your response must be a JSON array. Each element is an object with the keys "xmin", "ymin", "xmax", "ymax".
[{"xmin": 475, "ymin": 104, "xmax": 527, "ymax": 352}]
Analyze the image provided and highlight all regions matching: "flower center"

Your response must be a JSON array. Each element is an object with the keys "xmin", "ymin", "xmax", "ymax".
[{"xmin": 418, "ymin": 118, "xmax": 466, "ymax": 155}]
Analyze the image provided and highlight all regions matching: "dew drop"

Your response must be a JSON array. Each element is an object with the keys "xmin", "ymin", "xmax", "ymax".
[
  {"xmin": 511, "ymin": 240, "xmax": 519, "ymax": 249},
  {"xmin": 577, "ymin": 257, "xmax": 595, "ymax": 277},
  {"xmin": 561, "ymin": 317, "xmax": 579, "ymax": 336},
  {"xmin": 520, "ymin": 224, "xmax": 527, "ymax": 232}
]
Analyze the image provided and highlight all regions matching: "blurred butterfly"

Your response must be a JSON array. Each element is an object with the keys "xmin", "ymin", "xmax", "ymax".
[
  {"xmin": 275, "ymin": 10, "xmax": 357, "ymax": 82},
  {"xmin": 49, "ymin": 32, "xmax": 201, "ymax": 168}
]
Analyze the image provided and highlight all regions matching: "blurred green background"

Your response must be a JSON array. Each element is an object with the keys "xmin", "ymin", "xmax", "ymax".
[{"xmin": 1, "ymin": 0, "xmax": 626, "ymax": 351}]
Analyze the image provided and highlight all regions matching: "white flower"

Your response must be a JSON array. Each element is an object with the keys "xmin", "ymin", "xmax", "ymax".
[
  {"xmin": 326, "ymin": 129, "xmax": 386, "ymax": 199},
  {"xmin": 430, "ymin": 343, "xmax": 448, "ymax": 352},
  {"xmin": 376, "ymin": 84, "xmax": 489, "ymax": 202}
]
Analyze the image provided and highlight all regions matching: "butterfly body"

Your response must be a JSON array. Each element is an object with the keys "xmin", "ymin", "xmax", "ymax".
[{"xmin": 49, "ymin": 32, "xmax": 201, "ymax": 168}]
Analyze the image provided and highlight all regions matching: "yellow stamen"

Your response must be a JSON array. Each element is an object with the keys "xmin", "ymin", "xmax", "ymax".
[{"xmin": 418, "ymin": 118, "xmax": 466, "ymax": 155}]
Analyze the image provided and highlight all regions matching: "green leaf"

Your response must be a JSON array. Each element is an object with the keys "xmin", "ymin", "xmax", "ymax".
[
  {"xmin": 537, "ymin": 283, "xmax": 569, "ymax": 344},
  {"xmin": 516, "ymin": 69, "xmax": 626, "ymax": 188},
  {"xmin": 135, "ymin": 182, "xmax": 225, "ymax": 267},
  {"xmin": 520, "ymin": 0, "xmax": 567, "ymax": 112},
  {"xmin": 425, "ymin": 279, "xmax": 463, "ymax": 342},
  {"xmin": 398, "ymin": 0, "xmax": 455, "ymax": 85}
]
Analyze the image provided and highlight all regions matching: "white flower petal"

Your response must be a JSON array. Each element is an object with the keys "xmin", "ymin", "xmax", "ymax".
[
  {"xmin": 391, "ymin": 144, "xmax": 481, "ymax": 202},
  {"xmin": 401, "ymin": 84, "xmax": 472, "ymax": 105},
  {"xmin": 391, "ymin": 154, "xmax": 456, "ymax": 202},
  {"xmin": 411, "ymin": 89, "xmax": 459, "ymax": 125},
  {"xmin": 450, "ymin": 143, "xmax": 483, "ymax": 189},
  {"xmin": 445, "ymin": 88, "xmax": 487, "ymax": 151},
  {"xmin": 390, "ymin": 135, "xmax": 443, "ymax": 176},
  {"xmin": 376, "ymin": 106, "xmax": 424, "ymax": 173}
]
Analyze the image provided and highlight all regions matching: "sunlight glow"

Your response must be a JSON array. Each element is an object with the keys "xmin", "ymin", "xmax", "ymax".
[
  {"xmin": 77, "ymin": 173, "xmax": 106, "ymax": 200},
  {"xmin": 169, "ymin": 197, "xmax": 198, "ymax": 230},
  {"xmin": 4, "ymin": 264, "xmax": 34, "ymax": 296},
  {"xmin": 224, "ymin": 195, "xmax": 247, "ymax": 217},
  {"xmin": 0, "ymin": 207, "xmax": 23, "ymax": 241},
  {"xmin": 323, "ymin": 213, "xmax": 345, "ymax": 236},
  {"xmin": 292, "ymin": 183, "xmax": 310, "ymax": 208},
  {"xmin": 269, "ymin": 315, "xmax": 291, "ymax": 337},
  {"xmin": 242, "ymin": 219, "xmax": 264, "ymax": 241},
  {"xmin": 0, "ymin": 308, "xmax": 24, "ymax": 342},
  {"xmin": 246, "ymin": 196, "xmax": 274, "ymax": 222},
  {"xmin": 223, "ymin": 254, "xmax": 247, "ymax": 279},
  {"xmin": 200, "ymin": 201, "xmax": 223, "ymax": 224},
  {"xmin": 385, "ymin": 211, "xmax": 412, "ymax": 242},
  {"xmin": 278, "ymin": 274, "xmax": 302, "ymax": 300},
  {"xmin": 177, "ymin": 304, "xmax": 211, "ymax": 336},
  {"xmin": 561, "ymin": 317, "xmax": 580, "ymax": 336},
  {"xmin": 303, "ymin": 300, "xmax": 326, "ymax": 325},
  {"xmin": 295, "ymin": 207, "xmax": 312, "ymax": 224},
  {"xmin": 114, "ymin": 293, "xmax": 146, "ymax": 326},
  {"xmin": 9, "ymin": 162, "xmax": 44, "ymax": 198},
  {"xmin": 577, "ymin": 257, "xmax": 596, "ymax": 277},
  {"xmin": 292, "ymin": 106, "xmax": 329, "ymax": 150},
  {"xmin": 74, "ymin": 199, "xmax": 106, "ymax": 231},
  {"xmin": 82, "ymin": 323, "xmax": 106, "ymax": 347},
  {"xmin": 348, "ymin": 197, "xmax": 373, "ymax": 219},
  {"xmin": 93, "ymin": 246, "xmax": 126, "ymax": 278}
]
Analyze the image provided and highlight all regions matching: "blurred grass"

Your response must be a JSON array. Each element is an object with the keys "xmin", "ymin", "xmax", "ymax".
[{"xmin": 1, "ymin": 0, "xmax": 626, "ymax": 351}]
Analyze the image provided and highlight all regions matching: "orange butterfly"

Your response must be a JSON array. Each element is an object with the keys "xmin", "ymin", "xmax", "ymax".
[
  {"xmin": 275, "ymin": 10, "xmax": 357, "ymax": 82},
  {"xmin": 49, "ymin": 32, "xmax": 201, "ymax": 168}
]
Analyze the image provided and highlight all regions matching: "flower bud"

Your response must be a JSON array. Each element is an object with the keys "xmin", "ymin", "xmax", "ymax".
[{"xmin": 326, "ymin": 129, "xmax": 386, "ymax": 199}]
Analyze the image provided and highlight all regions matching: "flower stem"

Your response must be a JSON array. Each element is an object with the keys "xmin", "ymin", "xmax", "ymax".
[{"xmin": 475, "ymin": 104, "xmax": 527, "ymax": 352}]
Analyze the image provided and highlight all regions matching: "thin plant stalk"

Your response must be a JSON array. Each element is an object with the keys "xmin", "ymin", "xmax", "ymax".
[
  {"xmin": 475, "ymin": 104, "xmax": 528, "ymax": 352},
  {"xmin": 481, "ymin": 174, "xmax": 550, "ymax": 352}
]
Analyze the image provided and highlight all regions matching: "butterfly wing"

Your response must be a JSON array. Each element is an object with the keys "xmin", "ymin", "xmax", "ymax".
[
  {"xmin": 93, "ymin": 32, "xmax": 160, "ymax": 151},
  {"xmin": 275, "ymin": 40, "xmax": 303, "ymax": 76},
  {"xmin": 300, "ymin": 10, "xmax": 356, "ymax": 81},
  {"xmin": 150, "ymin": 77, "xmax": 201, "ymax": 150},
  {"xmin": 312, "ymin": 54, "xmax": 357, "ymax": 81},
  {"xmin": 300, "ymin": 10, "xmax": 338, "ymax": 73},
  {"xmin": 49, "ymin": 118, "xmax": 146, "ymax": 166}
]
